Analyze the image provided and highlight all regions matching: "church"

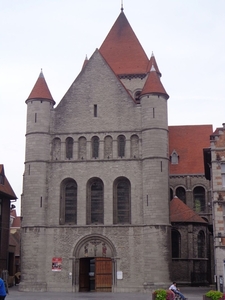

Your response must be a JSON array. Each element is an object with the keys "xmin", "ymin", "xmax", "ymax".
[{"xmin": 20, "ymin": 7, "xmax": 213, "ymax": 293}]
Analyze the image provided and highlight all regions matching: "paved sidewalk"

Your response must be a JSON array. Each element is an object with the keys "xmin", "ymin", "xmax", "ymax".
[{"xmin": 6, "ymin": 285, "xmax": 211, "ymax": 300}]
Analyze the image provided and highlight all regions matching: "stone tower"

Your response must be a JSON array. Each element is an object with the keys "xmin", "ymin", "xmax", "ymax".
[{"xmin": 20, "ymin": 9, "xmax": 171, "ymax": 293}]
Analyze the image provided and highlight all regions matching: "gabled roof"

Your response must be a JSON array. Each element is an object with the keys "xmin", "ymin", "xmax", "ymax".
[
  {"xmin": 169, "ymin": 125, "xmax": 213, "ymax": 175},
  {"xmin": 26, "ymin": 70, "xmax": 55, "ymax": 104},
  {"xmin": 170, "ymin": 197, "xmax": 207, "ymax": 223},
  {"xmin": 0, "ymin": 165, "xmax": 17, "ymax": 200},
  {"xmin": 99, "ymin": 11, "xmax": 149, "ymax": 75},
  {"xmin": 141, "ymin": 65, "xmax": 169, "ymax": 99}
]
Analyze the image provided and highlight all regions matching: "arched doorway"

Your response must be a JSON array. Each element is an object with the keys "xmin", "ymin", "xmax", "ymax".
[{"xmin": 73, "ymin": 235, "xmax": 117, "ymax": 292}]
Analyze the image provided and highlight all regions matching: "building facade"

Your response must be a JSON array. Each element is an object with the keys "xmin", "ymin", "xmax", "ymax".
[
  {"xmin": 0, "ymin": 165, "xmax": 17, "ymax": 276},
  {"xmin": 20, "ymin": 9, "xmax": 214, "ymax": 292}
]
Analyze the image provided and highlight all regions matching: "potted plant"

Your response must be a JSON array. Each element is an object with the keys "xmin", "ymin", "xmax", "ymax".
[
  {"xmin": 153, "ymin": 289, "xmax": 175, "ymax": 300},
  {"xmin": 204, "ymin": 290, "xmax": 225, "ymax": 300}
]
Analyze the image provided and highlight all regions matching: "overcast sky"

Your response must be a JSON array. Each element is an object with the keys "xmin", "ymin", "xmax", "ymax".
[{"xmin": 1, "ymin": 0, "xmax": 225, "ymax": 215}]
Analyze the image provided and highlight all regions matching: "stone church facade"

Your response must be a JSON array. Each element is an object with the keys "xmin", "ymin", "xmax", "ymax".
[{"xmin": 20, "ymin": 9, "xmax": 213, "ymax": 292}]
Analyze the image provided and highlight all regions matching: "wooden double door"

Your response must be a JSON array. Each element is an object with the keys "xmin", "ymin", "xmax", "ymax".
[{"xmin": 79, "ymin": 257, "xmax": 112, "ymax": 292}]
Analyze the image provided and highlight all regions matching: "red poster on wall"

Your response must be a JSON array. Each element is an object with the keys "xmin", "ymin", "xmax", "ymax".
[{"xmin": 52, "ymin": 257, "xmax": 62, "ymax": 271}]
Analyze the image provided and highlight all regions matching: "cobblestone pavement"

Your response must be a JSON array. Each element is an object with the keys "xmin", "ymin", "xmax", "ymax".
[{"xmin": 6, "ymin": 285, "xmax": 212, "ymax": 300}]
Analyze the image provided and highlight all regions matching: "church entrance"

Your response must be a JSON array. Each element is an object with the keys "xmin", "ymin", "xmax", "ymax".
[{"xmin": 79, "ymin": 257, "xmax": 112, "ymax": 292}]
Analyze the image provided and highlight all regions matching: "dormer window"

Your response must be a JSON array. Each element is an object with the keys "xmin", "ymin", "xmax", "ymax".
[{"xmin": 170, "ymin": 150, "xmax": 179, "ymax": 164}]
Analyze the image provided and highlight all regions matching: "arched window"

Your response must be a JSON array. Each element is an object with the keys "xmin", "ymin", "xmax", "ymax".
[
  {"xmin": 172, "ymin": 230, "xmax": 181, "ymax": 258},
  {"xmin": 118, "ymin": 135, "xmax": 126, "ymax": 158},
  {"xmin": 170, "ymin": 150, "xmax": 179, "ymax": 164},
  {"xmin": 52, "ymin": 138, "xmax": 61, "ymax": 160},
  {"xmin": 104, "ymin": 136, "xmax": 113, "ymax": 159},
  {"xmin": 113, "ymin": 177, "xmax": 131, "ymax": 224},
  {"xmin": 197, "ymin": 230, "xmax": 205, "ymax": 258},
  {"xmin": 92, "ymin": 136, "xmax": 99, "ymax": 158},
  {"xmin": 60, "ymin": 178, "xmax": 77, "ymax": 225},
  {"xmin": 170, "ymin": 188, "xmax": 174, "ymax": 201},
  {"xmin": 194, "ymin": 186, "xmax": 205, "ymax": 212},
  {"xmin": 66, "ymin": 137, "xmax": 73, "ymax": 159},
  {"xmin": 87, "ymin": 178, "xmax": 104, "ymax": 224},
  {"xmin": 78, "ymin": 136, "xmax": 87, "ymax": 159},
  {"xmin": 130, "ymin": 134, "xmax": 139, "ymax": 158},
  {"xmin": 176, "ymin": 187, "xmax": 186, "ymax": 203}
]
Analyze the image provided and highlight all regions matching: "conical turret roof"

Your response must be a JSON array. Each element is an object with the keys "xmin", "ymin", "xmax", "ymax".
[
  {"xmin": 99, "ymin": 11, "xmax": 149, "ymax": 75},
  {"xmin": 170, "ymin": 197, "xmax": 207, "ymax": 223},
  {"xmin": 26, "ymin": 70, "xmax": 55, "ymax": 104},
  {"xmin": 141, "ymin": 65, "xmax": 169, "ymax": 99},
  {"xmin": 147, "ymin": 53, "xmax": 161, "ymax": 76}
]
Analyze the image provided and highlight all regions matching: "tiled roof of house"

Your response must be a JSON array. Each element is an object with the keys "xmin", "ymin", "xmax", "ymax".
[
  {"xmin": 0, "ymin": 165, "xmax": 17, "ymax": 199},
  {"xmin": 169, "ymin": 125, "xmax": 213, "ymax": 175},
  {"xmin": 170, "ymin": 197, "xmax": 207, "ymax": 223},
  {"xmin": 26, "ymin": 70, "xmax": 55, "ymax": 103},
  {"xmin": 141, "ymin": 65, "xmax": 169, "ymax": 99},
  {"xmin": 9, "ymin": 231, "xmax": 20, "ymax": 256},
  {"xmin": 11, "ymin": 210, "xmax": 21, "ymax": 227},
  {"xmin": 99, "ymin": 11, "xmax": 149, "ymax": 75}
]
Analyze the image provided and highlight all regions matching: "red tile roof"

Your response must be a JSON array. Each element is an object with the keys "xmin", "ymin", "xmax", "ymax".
[
  {"xmin": 11, "ymin": 210, "xmax": 21, "ymax": 227},
  {"xmin": 0, "ymin": 165, "xmax": 17, "ymax": 199},
  {"xmin": 99, "ymin": 11, "xmax": 149, "ymax": 75},
  {"xmin": 169, "ymin": 125, "xmax": 213, "ymax": 175},
  {"xmin": 141, "ymin": 65, "xmax": 169, "ymax": 99},
  {"xmin": 26, "ymin": 71, "xmax": 55, "ymax": 103},
  {"xmin": 170, "ymin": 197, "xmax": 207, "ymax": 223}
]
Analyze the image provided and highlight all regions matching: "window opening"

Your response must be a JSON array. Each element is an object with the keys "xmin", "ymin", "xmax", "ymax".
[
  {"xmin": 118, "ymin": 135, "xmax": 125, "ymax": 158},
  {"xmin": 194, "ymin": 186, "xmax": 205, "ymax": 212},
  {"xmin": 66, "ymin": 137, "xmax": 73, "ymax": 159},
  {"xmin": 94, "ymin": 105, "xmax": 97, "ymax": 117},
  {"xmin": 176, "ymin": 187, "xmax": 186, "ymax": 203},
  {"xmin": 90, "ymin": 180, "xmax": 104, "ymax": 224},
  {"xmin": 92, "ymin": 136, "xmax": 99, "ymax": 158},
  {"xmin": 172, "ymin": 230, "xmax": 180, "ymax": 258}
]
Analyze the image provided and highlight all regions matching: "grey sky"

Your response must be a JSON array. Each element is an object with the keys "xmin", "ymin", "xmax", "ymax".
[{"xmin": 1, "ymin": 0, "xmax": 225, "ymax": 214}]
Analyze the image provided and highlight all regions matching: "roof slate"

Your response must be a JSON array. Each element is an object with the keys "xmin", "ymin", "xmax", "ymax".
[
  {"xmin": 170, "ymin": 197, "xmax": 207, "ymax": 223},
  {"xmin": 99, "ymin": 11, "xmax": 149, "ymax": 75},
  {"xmin": 169, "ymin": 125, "xmax": 213, "ymax": 175}
]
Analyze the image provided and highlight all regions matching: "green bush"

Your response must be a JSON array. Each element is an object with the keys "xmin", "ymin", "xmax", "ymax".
[
  {"xmin": 205, "ymin": 290, "xmax": 225, "ymax": 300},
  {"xmin": 153, "ymin": 289, "xmax": 175, "ymax": 300}
]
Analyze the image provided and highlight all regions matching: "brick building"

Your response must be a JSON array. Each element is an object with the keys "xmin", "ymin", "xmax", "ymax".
[{"xmin": 20, "ymin": 8, "xmax": 213, "ymax": 292}]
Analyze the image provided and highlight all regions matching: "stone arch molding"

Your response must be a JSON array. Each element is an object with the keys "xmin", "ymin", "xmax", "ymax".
[{"xmin": 73, "ymin": 234, "xmax": 117, "ymax": 259}]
